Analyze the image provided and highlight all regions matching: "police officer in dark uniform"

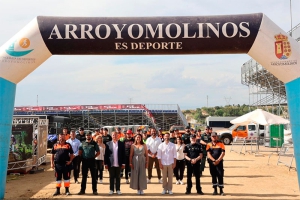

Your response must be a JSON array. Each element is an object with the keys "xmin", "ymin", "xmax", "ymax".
[
  {"xmin": 182, "ymin": 126, "xmax": 191, "ymax": 145},
  {"xmin": 183, "ymin": 134, "xmax": 204, "ymax": 195},
  {"xmin": 77, "ymin": 132, "xmax": 100, "ymax": 195},
  {"xmin": 199, "ymin": 126, "xmax": 212, "ymax": 176},
  {"xmin": 76, "ymin": 127, "xmax": 86, "ymax": 142},
  {"xmin": 206, "ymin": 132, "xmax": 225, "ymax": 196},
  {"xmin": 51, "ymin": 133, "xmax": 74, "ymax": 196}
]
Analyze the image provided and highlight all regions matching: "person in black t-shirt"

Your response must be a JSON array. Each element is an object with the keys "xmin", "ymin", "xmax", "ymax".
[
  {"xmin": 123, "ymin": 130, "xmax": 135, "ymax": 183},
  {"xmin": 182, "ymin": 126, "xmax": 191, "ymax": 145},
  {"xmin": 76, "ymin": 127, "xmax": 86, "ymax": 142},
  {"xmin": 75, "ymin": 127, "xmax": 86, "ymax": 178},
  {"xmin": 102, "ymin": 128, "xmax": 112, "ymax": 145},
  {"xmin": 169, "ymin": 130, "xmax": 176, "ymax": 144}
]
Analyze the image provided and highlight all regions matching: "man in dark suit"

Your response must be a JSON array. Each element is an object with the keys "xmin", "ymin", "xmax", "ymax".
[{"xmin": 104, "ymin": 132, "xmax": 126, "ymax": 195}]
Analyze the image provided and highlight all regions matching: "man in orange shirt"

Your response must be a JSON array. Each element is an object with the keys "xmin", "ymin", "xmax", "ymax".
[
  {"xmin": 51, "ymin": 133, "xmax": 74, "ymax": 196},
  {"xmin": 116, "ymin": 127, "xmax": 125, "ymax": 141},
  {"xmin": 63, "ymin": 127, "xmax": 70, "ymax": 141},
  {"xmin": 93, "ymin": 129, "xmax": 101, "ymax": 141},
  {"xmin": 100, "ymin": 128, "xmax": 104, "ymax": 136},
  {"xmin": 206, "ymin": 132, "xmax": 225, "ymax": 196}
]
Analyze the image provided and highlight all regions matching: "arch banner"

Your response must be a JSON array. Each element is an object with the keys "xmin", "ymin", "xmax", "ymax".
[{"xmin": 0, "ymin": 13, "xmax": 300, "ymax": 198}]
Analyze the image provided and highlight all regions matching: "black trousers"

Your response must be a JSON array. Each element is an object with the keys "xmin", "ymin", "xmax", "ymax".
[
  {"xmin": 55, "ymin": 163, "xmax": 72, "ymax": 187},
  {"xmin": 71, "ymin": 156, "xmax": 80, "ymax": 182},
  {"xmin": 109, "ymin": 167, "xmax": 121, "ymax": 192},
  {"xmin": 208, "ymin": 160, "xmax": 224, "ymax": 188},
  {"xmin": 95, "ymin": 160, "xmax": 104, "ymax": 180},
  {"xmin": 124, "ymin": 156, "xmax": 131, "ymax": 179},
  {"xmin": 174, "ymin": 159, "xmax": 185, "ymax": 180},
  {"xmin": 81, "ymin": 158, "xmax": 97, "ymax": 192},
  {"xmin": 77, "ymin": 156, "xmax": 82, "ymax": 176},
  {"xmin": 186, "ymin": 162, "xmax": 201, "ymax": 192}
]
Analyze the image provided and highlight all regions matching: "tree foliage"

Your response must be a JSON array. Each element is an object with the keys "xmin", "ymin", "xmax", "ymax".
[{"xmin": 183, "ymin": 105, "xmax": 256, "ymax": 124}]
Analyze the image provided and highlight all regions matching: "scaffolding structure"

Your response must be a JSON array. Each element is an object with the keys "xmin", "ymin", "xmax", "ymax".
[
  {"xmin": 241, "ymin": 23, "xmax": 300, "ymax": 117},
  {"xmin": 8, "ymin": 116, "xmax": 48, "ymax": 172}
]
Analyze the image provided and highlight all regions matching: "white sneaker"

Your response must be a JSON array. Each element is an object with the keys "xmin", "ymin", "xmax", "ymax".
[
  {"xmin": 126, "ymin": 179, "xmax": 129, "ymax": 184},
  {"xmin": 108, "ymin": 190, "xmax": 113, "ymax": 195},
  {"xmin": 137, "ymin": 190, "xmax": 140, "ymax": 195},
  {"xmin": 176, "ymin": 180, "xmax": 179, "ymax": 185},
  {"xmin": 147, "ymin": 179, "xmax": 151, "ymax": 183},
  {"xmin": 159, "ymin": 179, "xmax": 163, "ymax": 184},
  {"xmin": 161, "ymin": 189, "xmax": 166, "ymax": 195},
  {"xmin": 169, "ymin": 190, "xmax": 173, "ymax": 195},
  {"xmin": 117, "ymin": 190, "xmax": 122, "ymax": 195},
  {"xmin": 140, "ymin": 190, "xmax": 144, "ymax": 195},
  {"xmin": 99, "ymin": 180, "xmax": 103, "ymax": 184},
  {"xmin": 179, "ymin": 180, "xmax": 184, "ymax": 185}
]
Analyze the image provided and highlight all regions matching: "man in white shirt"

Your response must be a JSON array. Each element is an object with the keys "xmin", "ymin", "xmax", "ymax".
[
  {"xmin": 157, "ymin": 133, "xmax": 177, "ymax": 195},
  {"xmin": 146, "ymin": 128, "xmax": 162, "ymax": 183},
  {"xmin": 66, "ymin": 130, "xmax": 81, "ymax": 184}
]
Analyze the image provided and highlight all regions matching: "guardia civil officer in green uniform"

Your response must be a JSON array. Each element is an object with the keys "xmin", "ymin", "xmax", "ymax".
[
  {"xmin": 182, "ymin": 126, "xmax": 191, "ymax": 145},
  {"xmin": 183, "ymin": 134, "xmax": 204, "ymax": 195},
  {"xmin": 77, "ymin": 132, "xmax": 100, "ymax": 195},
  {"xmin": 199, "ymin": 126, "xmax": 212, "ymax": 176}
]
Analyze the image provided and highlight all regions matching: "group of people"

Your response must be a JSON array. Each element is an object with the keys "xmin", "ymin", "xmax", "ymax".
[{"xmin": 50, "ymin": 125, "xmax": 225, "ymax": 196}]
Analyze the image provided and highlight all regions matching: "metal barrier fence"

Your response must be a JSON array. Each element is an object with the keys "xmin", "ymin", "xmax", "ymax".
[
  {"xmin": 230, "ymin": 137, "xmax": 259, "ymax": 155},
  {"xmin": 230, "ymin": 136, "xmax": 286, "ymax": 155},
  {"xmin": 268, "ymin": 143, "xmax": 296, "ymax": 171}
]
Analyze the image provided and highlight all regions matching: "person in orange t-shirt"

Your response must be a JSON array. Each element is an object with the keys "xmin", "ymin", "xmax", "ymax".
[
  {"xmin": 116, "ymin": 127, "xmax": 125, "ymax": 141},
  {"xmin": 93, "ymin": 129, "xmax": 101, "ymax": 141},
  {"xmin": 63, "ymin": 127, "xmax": 70, "ymax": 141}
]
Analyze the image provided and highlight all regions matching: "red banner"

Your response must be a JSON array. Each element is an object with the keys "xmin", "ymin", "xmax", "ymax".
[{"xmin": 14, "ymin": 104, "xmax": 145, "ymax": 112}]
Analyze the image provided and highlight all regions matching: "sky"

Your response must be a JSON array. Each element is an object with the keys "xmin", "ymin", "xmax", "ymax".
[{"xmin": 1, "ymin": 0, "xmax": 299, "ymax": 110}]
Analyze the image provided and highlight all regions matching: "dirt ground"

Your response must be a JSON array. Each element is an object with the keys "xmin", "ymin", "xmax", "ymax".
[{"xmin": 4, "ymin": 145, "xmax": 300, "ymax": 200}]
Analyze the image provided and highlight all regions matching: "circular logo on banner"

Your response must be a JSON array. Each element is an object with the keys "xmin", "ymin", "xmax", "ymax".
[{"xmin": 19, "ymin": 38, "xmax": 31, "ymax": 48}]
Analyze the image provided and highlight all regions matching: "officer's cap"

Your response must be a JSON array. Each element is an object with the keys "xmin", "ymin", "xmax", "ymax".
[{"xmin": 190, "ymin": 134, "xmax": 196, "ymax": 138}]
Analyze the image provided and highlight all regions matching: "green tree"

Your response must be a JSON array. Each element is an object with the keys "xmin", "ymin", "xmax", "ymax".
[{"xmin": 214, "ymin": 109, "xmax": 224, "ymax": 116}]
